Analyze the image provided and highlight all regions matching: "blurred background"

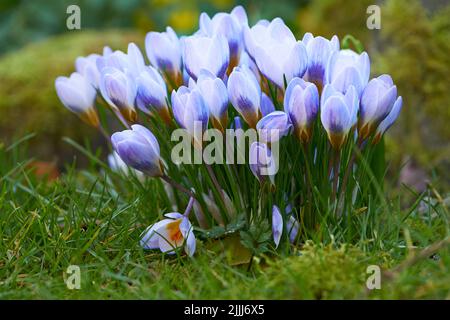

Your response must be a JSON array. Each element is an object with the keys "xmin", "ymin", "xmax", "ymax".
[{"xmin": 0, "ymin": 0, "xmax": 449, "ymax": 192}]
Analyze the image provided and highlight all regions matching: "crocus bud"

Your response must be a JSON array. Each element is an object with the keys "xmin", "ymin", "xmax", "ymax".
[
  {"xmin": 126, "ymin": 42, "xmax": 146, "ymax": 77},
  {"xmin": 199, "ymin": 6, "xmax": 248, "ymax": 73},
  {"xmin": 261, "ymin": 92, "xmax": 275, "ymax": 117},
  {"xmin": 171, "ymin": 86, "xmax": 209, "ymax": 149},
  {"xmin": 108, "ymin": 151, "xmax": 145, "ymax": 181},
  {"xmin": 302, "ymin": 33, "xmax": 339, "ymax": 91},
  {"xmin": 326, "ymin": 49, "xmax": 370, "ymax": 96},
  {"xmin": 373, "ymin": 96, "xmax": 403, "ymax": 144},
  {"xmin": 287, "ymin": 215, "xmax": 299, "ymax": 243},
  {"xmin": 135, "ymin": 66, "xmax": 171, "ymax": 123},
  {"xmin": 75, "ymin": 53, "xmax": 101, "ymax": 89},
  {"xmin": 194, "ymin": 70, "xmax": 229, "ymax": 132},
  {"xmin": 359, "ymin": 75, "xmax": 398, "ymax": 139},
  {"xmin": 99, "ymin": 67, "xmax": 137, "ymax": 122},
  {"xmin": 55, "ymin": 72, "xmax": 99, "ymax": 127},
  {"xmin": 320, "ymin": 84, "xmax": 359, "ymax": 149},
  {"xmin": 145, "ymin": 27, "xmax": 183, "ymax": 87},
  {"xmin": 256, "ymin": 111, "xmax": 292, "ymax": 143},
  {"xmin": 244, "ymin": 18, "xmax": 308, "ymax": 89},
  {"xmin": 140, "ymin": 212, "xmax": 196, "ymax": 256},
  {"xmin": 183, "ymin": 34, "xmax": 229, "ymax": 80},
  {"xmin": 228, "ymin": 65, "xmax": 261, "ymax": 128},
  {"xmin": 284, "ymin": 77, "xmax": 319, "ymax": 143},
  {"xmin": 111, "ymin": 124, "xmax": 163, "ymax": 177},
  {"xmin": 249, "ymin": 142, "xmax": 276, "ymax": 184},
  {"xmin": 96, "ymin": 50, "xmax": 129, "ymax": 73},
  {"xmin": 272, "ymin": 205, "xmax": 283, "ymax": 248}
]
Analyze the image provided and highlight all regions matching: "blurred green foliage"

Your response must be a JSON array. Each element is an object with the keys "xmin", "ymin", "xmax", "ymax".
[
  {"xmin": 0, "ymin": 0, "xmax": 308, "ymax": 54},
  {"xmin": 297, "ymin": 0, "xmax": 372, "ymax": 42},
  {"xmin": 373, "ymin": 0, "xmax": 450, "ymax": 167},
  {"xmin": 0, "ymin": 30, "xmax": 142, "ymax": 163}
]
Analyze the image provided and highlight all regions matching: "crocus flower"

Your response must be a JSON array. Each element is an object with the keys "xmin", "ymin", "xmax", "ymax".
[
  {"xmin": 228, "ymin": 65, "xmax": 261, "ymax": 128},
  {"xmin": 99, "ymin": 67, "xmax": 137, "ymax": 122},
  {"xmin": 126, "ymin": 42, "xmax": 146, "ymax": 77},
  {"xmin": 199, "ymin": 6, "xmax": 248, "ymax": 72},
  {"xmin": 256, "ymin": 111, "xmax": 292, "ymax": 143},
  {"xmin": 108, "ymin": 151, "xmax": 145, "ymax": 180},
  {"xmin": 140, "ymin": 212, "xmax": 196, "ymax": 256},
  {"xmin": 135, "ymin": 66, "xmax": 171, "ymax": 123},
  {"xmin": 193, "ymin": 70, "xmax": 229, "ymax": 132},
  {"xmin": 326, "ymin": 49, "xmax": 370, "ymax": 96},
  {"xmin": 284, "ymin": 77, "xmax": 319, "ymax": 143},
  {"xmin": 358, "ymin": 74, "xmax": 398, "ymax": 139},
  {"xmin": 145, "ymin": 27, "xmax": 183, "ymax": 87},
  {"xmin": 321, "ymin": 84, "xmax": 359, "ymax": 149},
  {"xmin": 96, "ymin": 43, "xmax": 145, "ymax": 77},
  {"xmin": 171, "ymin": 86, "xmax": 209, "ymax": 149},
  {"xmin": 75, "ymin": 53, "xmax": 101, "ymax": 88},
  {"xmin": 286, "ymin": 215, "xmax": 300, "ymax": 243},
  {"xmin": 249, "ymin": 142, "xmax": 277, "ymax": 183},
  {"xmin": 111, "ymin": 124, "xmax": 163, "ymax": 177},
  {"xmin": 239, "ymin": 50, "xmax": 261, "ymax": 84},
  {"xmin": 55, "ymin": 72, "xmax": 99, "ymax": 127},
  {"xmin": 302, "ymin": 32, "xmax": 339, "ymax": 91},
  {"xmin": 373, "ymin": 96, "xmax": 403, "ymax": 144},
  {"xmin": 183, "ymin": 34, "xmax": 229, "ymax": 80},
  {"xmin": 261, "ymin": 92, "xmax": 276, "ymax": 117},
  {"xmin": 272, "ymin": 205, "xmax": 283, "ymax": 248},
  {"xmin": 244, "ymin": 18, "xmax": 308, "ymax": 89}
]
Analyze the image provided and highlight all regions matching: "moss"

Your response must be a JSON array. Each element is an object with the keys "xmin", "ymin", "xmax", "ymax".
[
  {"xmin": 0, "ymin": 30, "xmax": 143, "ymax": 163},
  {"xmin": 255, "ymin": 242, "xmax": 371, "ymax": 299}
]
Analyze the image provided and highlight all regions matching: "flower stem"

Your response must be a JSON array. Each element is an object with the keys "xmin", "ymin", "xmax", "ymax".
[
  {"xmin": 205, "ymin": 164, "xmax": 225, "ymax": 202},
  {"xmin": 338, "ymin": 138, "xmax": 365, "ymax": 207},
  {"xmin": 183, "ymin": 197, "xmax": 195, "ymax": 218},
  {"xmin": 161, "ymin": 175, "xmax": 196, "ymax": 200},
  {"xmin": 331, "ymin": 148, "xmax": 341, "ymax": 203}
]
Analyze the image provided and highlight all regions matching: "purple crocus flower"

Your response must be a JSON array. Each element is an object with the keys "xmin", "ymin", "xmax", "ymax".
[
  {"xmin": 359, "ymin": 74, "xmax": 398, "ymax": 139},
  {"xmin": 171, "ymin": 86, "xmax": 209, "ymax": 149},
  {"xmin": 192, "ymin": 70, "xmax": 229, "ymax": 132},
  {"xmin": 320, "ymin": 84, "xmax": 359, "ymax": 149},
  {"xmin": 326, "ymin": 49, "xmax": 370, "ymax": 96},
  {"xmin": 284, "ymin": 77, "xmax": 319, "ymax": 143},
  {"xmin": 182, "ymin": 34, "xmax": 229, "ymax": 80},
  {"xmin": 99, "ymin": 67, "xmax": 137, "ymax": 122},
  {"xmin": 145, "ymin": 27, "xmax": 183, "ymax": 87},
  {"xmin": 256, "ymin": 111, "xmax": 292, "ymax": 143},
  {"xmin": 373, "ymin": 96, "xmax": 403, "ymax": 144},
  {"xmin": 55, "ymin": 72, "xmax": 99, "ymax": 127},
  {"xmin": 272, "ymin": 205, "xmax": 283, "ymax": 248},
  {"xmin": 140, "ymin": 212, "xmax": 196, "ymax": 257},
  {"xmin": 111, "ymin": 124, "xmax": 163, "ymax": 177},
  {"xmin": 199, "ymin": 6, "xmax": 248, "ymax": 72},
  {"xmin": 244, "ymin": 18, "xmax": 308, "ymax": 89},
  {"xmin": 227, "ymin": 65, "xmax": 261, "ymax": 128},
  {"xmin": 249, "ymin": 142, "xmax": 277, "ymax": 183},
  {"xmin": 135, "ymin": 66, "xmax": 170, "ymax": 123},
  {"xmin": 75, "ymin": 53, "xmax": 101, "ymax": 89},
  {"xmin": 302, "ymin": 32, "xmax": 339, "ymax": 91},
  {"xmin": 261, "ymin": 92, "xmax": 276, "ymax": 117}
]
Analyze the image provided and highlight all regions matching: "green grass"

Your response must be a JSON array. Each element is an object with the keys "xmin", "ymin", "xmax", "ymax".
[{"xmin": 0, "ymin": 136, "xmax": 449, "ymax": 299}]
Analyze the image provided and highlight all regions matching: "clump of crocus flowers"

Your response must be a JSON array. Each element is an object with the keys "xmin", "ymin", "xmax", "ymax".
[{"xmin": 55, "ymin": 6, "xmax": 403, "ymax": 257}]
